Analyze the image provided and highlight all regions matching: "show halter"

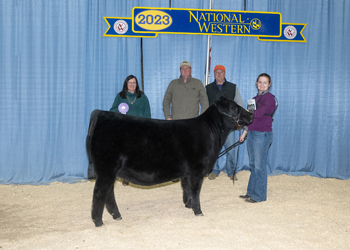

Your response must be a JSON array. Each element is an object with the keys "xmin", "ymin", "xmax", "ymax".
[{"xmin": 213, "ymin": 103, "xmax": 246, "ymax": 159}]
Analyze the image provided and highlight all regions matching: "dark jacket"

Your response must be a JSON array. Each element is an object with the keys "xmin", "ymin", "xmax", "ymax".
[{"xmin": 206, "ymin": 80, "xmax": 237, "ymax": 107}]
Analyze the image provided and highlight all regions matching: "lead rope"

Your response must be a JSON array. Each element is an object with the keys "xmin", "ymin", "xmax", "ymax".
[
  {"xmin": 217, "ymin": 136, "xmax": 246, "ymax": 158},
  {"xmin": 234, "ymin": 130, "xmax": 242, "ymax": 177}
]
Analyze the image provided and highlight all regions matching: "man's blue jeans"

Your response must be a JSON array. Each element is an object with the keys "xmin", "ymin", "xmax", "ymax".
[
  {"xmin": 210, "ymin": 131, "xmax": 236, "ymax": 177},
  {"xmin": 246, "ymin": 131, "xmax": 273, "ymax": 202}
]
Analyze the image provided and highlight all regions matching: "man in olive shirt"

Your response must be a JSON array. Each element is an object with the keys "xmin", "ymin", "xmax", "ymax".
[
  {"xmin": 163, "ymin": 61, "xmax": 209, "ymax": 120},
  {"xmin": 206, "ymin": 65, "xmax": 243, "ymax": 181}
]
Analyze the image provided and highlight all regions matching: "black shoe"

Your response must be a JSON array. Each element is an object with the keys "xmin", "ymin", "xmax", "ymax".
[
  {"xmin": 239, "ymin": 195, "xmax": 250, "ymax": 199},
  {"xmin": 244, "ymin": 197, "xmax": 258, "ymax": 203}
]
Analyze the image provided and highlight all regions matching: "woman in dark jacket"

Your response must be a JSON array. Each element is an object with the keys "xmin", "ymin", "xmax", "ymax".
[
  {"xmin": 110, "ymin": 75, "xmax": 151, "ymax": 118},
  {"xmin": 110, "ymin": 75, "xmax": 151, "ymax": 185}
]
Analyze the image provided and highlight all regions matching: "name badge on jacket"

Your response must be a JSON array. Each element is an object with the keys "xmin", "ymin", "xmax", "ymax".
[{"xmin": 247, "ymin": 99, "xmax": 256, "ymax": 111}]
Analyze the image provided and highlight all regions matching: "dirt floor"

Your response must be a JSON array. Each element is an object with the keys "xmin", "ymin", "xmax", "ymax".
[{"xmin": 0, "ymin": 171, "xmax": 349, "ymax": 250}]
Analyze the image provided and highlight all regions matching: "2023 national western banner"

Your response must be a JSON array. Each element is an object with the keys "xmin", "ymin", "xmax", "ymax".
[
  {"xmin": 103, "ymin": 7, "xmax": 306, "ymax": 42},
  {"xmin": 132, "ymin": 7, "xmax": 282, "ymax": 37}
]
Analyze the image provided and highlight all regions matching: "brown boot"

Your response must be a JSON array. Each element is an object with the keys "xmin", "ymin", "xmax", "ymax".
[
  {"xmin": 230, "ymin": 175, "xmax": 238, "ymax": 181},
  {"xmin": 208, "ymin": 174, "xmax": 217, "ymax": 180}
]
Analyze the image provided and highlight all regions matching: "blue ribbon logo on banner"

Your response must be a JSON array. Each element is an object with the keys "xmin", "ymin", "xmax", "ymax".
[
  {"xmin": 104, "ymin": 17, "xmax": 157, "ymax": 38},
  {"xmin": 257, "ymin": 23, "xmax": 307, "ymax": 42}
]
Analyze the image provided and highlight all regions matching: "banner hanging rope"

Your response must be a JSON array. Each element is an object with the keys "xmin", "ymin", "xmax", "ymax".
[{"xmin": 140, "ymin": 38, "xmax": 144, "ymax": 92}]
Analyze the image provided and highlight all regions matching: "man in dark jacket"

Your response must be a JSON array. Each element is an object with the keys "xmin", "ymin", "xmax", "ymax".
[{"xmin": 206, "ymin": 65, "xmax": 244, "ymax": 181}]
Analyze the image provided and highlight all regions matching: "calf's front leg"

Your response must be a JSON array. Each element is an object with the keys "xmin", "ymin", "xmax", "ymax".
[
  {"xmin": 189, "ymin": 175, "xmax": 204, "ymax": 216},
  {"xmin": 181, "ymin": 177, "xmax": 192, "ymax": 208}
]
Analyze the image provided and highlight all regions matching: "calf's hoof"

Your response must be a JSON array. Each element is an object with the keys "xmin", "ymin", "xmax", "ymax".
[
  {"xmin": 93, "ymin": 220, "xmax": 104, "ymax": 227},
  {"xmin": 193, "ymin": 209, "xmax": 203, "ymax": 216},
  {"xmin": 113, "ymin": 214, "xmax": 122, "ymax": 220}
]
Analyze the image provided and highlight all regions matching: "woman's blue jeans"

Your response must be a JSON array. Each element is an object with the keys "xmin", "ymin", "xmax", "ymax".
[{"xmin": 246, "ymin": 131, "xmax": 273, "ymax": 202}]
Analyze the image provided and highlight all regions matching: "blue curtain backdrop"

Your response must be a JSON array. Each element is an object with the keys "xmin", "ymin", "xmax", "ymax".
[{"xmin": 0, "ymin": 0, "xmax": 349, "ymax": 184}]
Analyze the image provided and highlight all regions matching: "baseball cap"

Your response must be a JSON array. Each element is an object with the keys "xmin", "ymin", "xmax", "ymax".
[
  {"xmin": 214, "ymin": 65, "xmax": 225, "ymax": 72},
  {"xmin": 180, "ymin": 61, "xmax": 191, "ymax": 68}
]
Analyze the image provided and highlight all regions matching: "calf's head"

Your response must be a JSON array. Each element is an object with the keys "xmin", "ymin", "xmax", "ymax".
[{"xmin": 215, "ymin": 96, "xmax": 254, "ymax": 126}]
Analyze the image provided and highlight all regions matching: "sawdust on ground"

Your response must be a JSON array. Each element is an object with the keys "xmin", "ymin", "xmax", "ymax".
[{"xmin": 1, "ymin": 171, "xmax": 349, "ymax": 250}]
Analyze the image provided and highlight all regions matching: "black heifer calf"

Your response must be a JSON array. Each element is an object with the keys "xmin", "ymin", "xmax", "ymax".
[{"xmin": 86, "ymin": 96, "xmax": 253, "ymax": 227}]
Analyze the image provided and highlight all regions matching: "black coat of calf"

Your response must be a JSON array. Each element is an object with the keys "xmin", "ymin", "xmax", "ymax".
[{"xmin": 86, "ymin": 97, "xmax": 253, "ymax": 227}]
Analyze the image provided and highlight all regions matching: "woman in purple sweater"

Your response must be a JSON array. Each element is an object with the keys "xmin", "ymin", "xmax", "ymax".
[{"xmin": 239, "ymin": 73, "xmax": 276, "ymax": 203}]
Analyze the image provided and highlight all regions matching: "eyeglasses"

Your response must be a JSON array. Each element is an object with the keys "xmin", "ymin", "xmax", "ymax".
[{"xmin": 128, "ymin": 81, "xmax": 137, "ymax": 84}]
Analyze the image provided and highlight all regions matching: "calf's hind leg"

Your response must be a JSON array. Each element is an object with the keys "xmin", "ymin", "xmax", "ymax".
[
  {"xmin": 91, "ymin": 175, "xmax": 115, "ymax": 227},
  {"xmin": 105, "ymin": 186, "xmax": 122, "ymax": 220}
]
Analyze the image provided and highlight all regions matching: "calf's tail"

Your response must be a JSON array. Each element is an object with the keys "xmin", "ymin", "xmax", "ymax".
[{"xmin": 86, "ymin": 110, "xmax": 102, "ymax": 179}]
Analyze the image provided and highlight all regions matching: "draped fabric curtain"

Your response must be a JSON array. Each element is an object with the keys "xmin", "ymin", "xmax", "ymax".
[{"xmin": 0, "ymin": 0, "xmax": 349, "ymax": 184}]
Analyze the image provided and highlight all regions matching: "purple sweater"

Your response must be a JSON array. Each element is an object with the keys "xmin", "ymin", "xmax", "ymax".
[{"xmin": 248, "ymin": 92, "xmax": 276, "ymax": 132}]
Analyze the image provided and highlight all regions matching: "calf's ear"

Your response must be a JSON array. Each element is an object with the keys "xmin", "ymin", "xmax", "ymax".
[
  {"xmin": 219, "ymin": 95, "xmax": 228, "ymax": 101},
  {"xmin": 222, "ymin": 93, "xmax": 230, "ymax": 99}
]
